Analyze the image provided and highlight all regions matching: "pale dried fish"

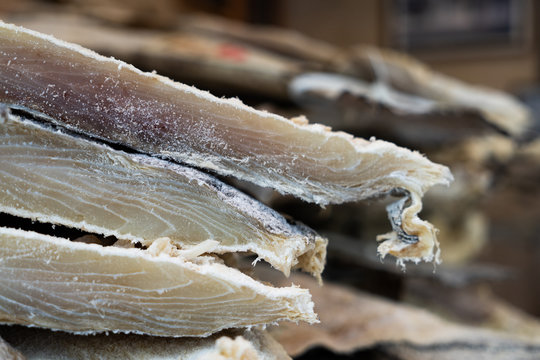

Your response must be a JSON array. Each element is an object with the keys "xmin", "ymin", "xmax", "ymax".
[
  {"xmin": 3, "ymin": 12, "xmax": 301, "ymax": 100},
  {"xmin": 0, "ymin": 325, "xmax": 291, "ymax": 360},
  {"xmin": 0, "ymin": 21, "xmax": 451, "ymax": 262},
  {"xmin": 0, "ymin": 22, "xmax": 448, "ymax": 205},
  {"xmin": 0, "ymin": 227, "xmax": 316, "ymax": 337},
  {"xmin": 0, "ymin": 107, "xmax": 325, "ymax": 278},
  {"xmin": 271, "ymin": 275, "xmax": 540, "ymax": 358},
  {"xmin": 342, "ymin": 46, "xmax": 531, "ymax": 137}
]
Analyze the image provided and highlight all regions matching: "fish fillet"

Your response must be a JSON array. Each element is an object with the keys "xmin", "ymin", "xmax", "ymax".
[
  {"xmin": 0, "ymin": 326, "xmax": 290, "ymax": 360},
  {"xmin": 0, "ymin": 106, "xmax": 325, "ymax": 278},
  {"xmin": 0, "ymin": 21, "xmax": 451, "ymax": 262},
  {"xmin": 0, "ymin": 227, "xmax": 316, "ymax": 337},
  {"xmin": 3, "ymin": 12, "xmax": 300, "ymax": 100}
]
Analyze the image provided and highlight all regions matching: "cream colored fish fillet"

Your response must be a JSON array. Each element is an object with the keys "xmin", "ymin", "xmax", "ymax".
[
  {"xmin": 0, "ymin": 227, "xmax": 316, "ymax": 337},
  {"xmin": 0, "ymin": 326, "xmax": 290, "ymax": 360},
  {"xmin": 0, "ymin": 108, "xmax": 325, "ymax": 278},
  {"xmin": 0, "ymin": 21, "xmax": 451, "ymax": 262}
]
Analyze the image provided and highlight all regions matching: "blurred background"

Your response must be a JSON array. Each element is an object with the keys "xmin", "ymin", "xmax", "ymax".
[{"xmin": 1, "ymin": 0, "xmax": 539, "ymax": 358}]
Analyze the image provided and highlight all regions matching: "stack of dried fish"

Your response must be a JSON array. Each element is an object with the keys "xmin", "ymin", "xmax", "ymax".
[
  {"xmin": 291, "ymin": 45, "xmax": 531, "ymax": 264},
  {"xmin": 0, "ymin": 21, "xmax": 451, "ymax": 358}
]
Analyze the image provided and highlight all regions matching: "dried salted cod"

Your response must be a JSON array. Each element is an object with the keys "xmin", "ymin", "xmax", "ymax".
[
  {"xmin": 0, "ymin": 106, "xmax": 325, "ymax": 278},
  {"xmin": 0, "ymin": 21, "xmax": 451, "ymax": 262},
  {"xmin": 0, "ymin": 227, "xmax": 316, "ymax": 336},
  {"xmin": 4, "ymin": 12, "xmax": 301, "ymax": 100},
  {"xmin": 271, "ymin": 275, "xmax": 540, "ymax": 359},
  {"xmin": 289, "ymin": 72, "xmax": 510, "ymax": 149},
  {"xmin": 341, "ymin": 46, "xmax": 531, "ymax": 137},
  {"xmin": 0, "ymin": 326, "xmax": 290, "ymax": 360}
]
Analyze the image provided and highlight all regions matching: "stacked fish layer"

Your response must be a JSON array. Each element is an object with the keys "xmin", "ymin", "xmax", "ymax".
[{"xmin": 0, "ymin": 20, "xmax": 450, "ymax": 347}]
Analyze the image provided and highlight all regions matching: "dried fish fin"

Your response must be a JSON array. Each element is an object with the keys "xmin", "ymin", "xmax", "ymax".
[
  {"xmin": 0, "ymin": 107, "xmax": 326, "ymax": 278},
  {"xmin": 0, "ymin": 227, "xmax": 316, "ymax": 337},
  {"xmin": 295, "ymin": 235, "xmax": 327, "ymax": 284}
]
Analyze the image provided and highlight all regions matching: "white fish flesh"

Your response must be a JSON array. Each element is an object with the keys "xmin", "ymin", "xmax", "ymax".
[
  {"xmin": 0, "ymin": 227, "xmax": 316, "ymax": 337},
  {"xmin": 0, "ymin": 107, "xmax": 325, "ymax": 278}
]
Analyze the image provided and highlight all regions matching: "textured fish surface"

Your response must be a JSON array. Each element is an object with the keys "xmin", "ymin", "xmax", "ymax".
[
  {"xmin": 347, "ymin": 46, "xmax": 531, "ymax": 137},
  {"xmin": 0, "ymin": 108, "xmax": 325, "ymax": 278},
  {"xmin": 0, "ymin": 21, "xmax": 452, "ymax": 262},
  {"xmin": 0, "ymin": 325, "xmax": 291, "ymax": 360},
  {"xmin": 0, "ymin": 227, "xmax": 316, "ymax": 337}
]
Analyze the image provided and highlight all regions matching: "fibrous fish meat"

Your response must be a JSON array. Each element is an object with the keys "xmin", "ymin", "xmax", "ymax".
[
  {"xmin": 0, "ymin": 21, "xmax": 448, "ymax": 205},
  {"xmin": 0, "ymin": 227, "xmax": 316, "ymax": 337},
  {"xmin": 0, "ymin": 21, "xmax": 452, "ymax": 262},
  {"xmin": 0, "ymin": 107, "xmax": 325, "ymax": 278}
]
